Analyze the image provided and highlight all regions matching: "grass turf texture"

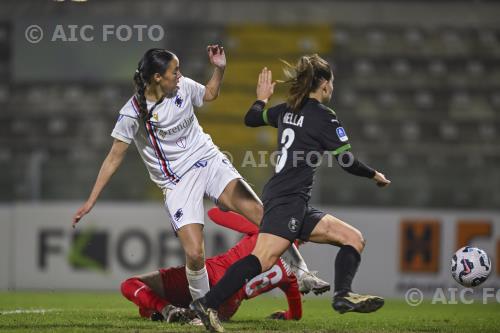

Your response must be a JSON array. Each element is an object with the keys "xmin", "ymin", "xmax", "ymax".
[{"xmin": 1, "ymin": 292, "xmax": 499, "ymax": 332}]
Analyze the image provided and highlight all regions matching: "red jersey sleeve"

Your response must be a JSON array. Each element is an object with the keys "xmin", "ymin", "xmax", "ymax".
[
  {"xmin": 208, "ymin": 208, "xmax": 259, "ymax": 235},
  {"xmin": 279, "ymin": 275, "xmax": 302, "ymax": 320}
]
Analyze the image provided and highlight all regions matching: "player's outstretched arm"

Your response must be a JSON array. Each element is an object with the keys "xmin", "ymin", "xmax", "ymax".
[
  {"xmin": 334, "ymin": 153, "xmax": 391, "ymax": 187},
  {"xmin": 208, "ymin": 207, "xmax": 259, "ymax": 235},
  {"xmin": 269, "ymin": 276, "xmax": 302, "ymax": 320},
  {"xmin": 203, "ymin": 45, "xmax": 226, "ymax": 102},
  {"xmin": 72, "ymin": 139, "xmax": 129, "ymax": 228}
]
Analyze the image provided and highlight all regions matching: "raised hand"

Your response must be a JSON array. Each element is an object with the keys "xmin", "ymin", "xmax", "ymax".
[
  {"xmin": 207, "ymin": 45, "xmax": 226, "ymax": 69},
  {"xmin": 257, "ymin": 67, "xmax": 276, "ymax": 103}
]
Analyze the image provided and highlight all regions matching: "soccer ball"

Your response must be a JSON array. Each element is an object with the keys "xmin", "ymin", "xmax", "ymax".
[{"xmin": 451, "ymin": 246, "xmax": 492, "ymax": 287}]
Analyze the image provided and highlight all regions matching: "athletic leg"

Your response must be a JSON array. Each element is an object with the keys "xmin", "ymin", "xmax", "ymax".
[
  {"xmin": 307, "ymin": 214, "xmax": 383, "ymax": 314},
  {"xmin": 120, "ymin": 272, "xmax": 169, "ymax": 317},
  {"xmin": 177, "ymin": 223, "xmax": 210, "ymax": 300},
  {"xmin": 216, "ymin": 178, "xmax": 328, "ymax": 293},
  {"xmin": 190, "ymin": 233, "xmax": 291, "ymax": 332}
]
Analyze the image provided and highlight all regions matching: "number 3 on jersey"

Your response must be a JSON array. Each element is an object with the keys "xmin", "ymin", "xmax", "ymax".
[{"xmin": 275, "ymin": 128, "xmax": 295, "ymax": 173}]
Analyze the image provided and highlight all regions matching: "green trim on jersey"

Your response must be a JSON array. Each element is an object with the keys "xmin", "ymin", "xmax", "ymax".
[
  {"xmin": 326, "ymin": 107, "xmax": 336, "ymax": 116},
  {"xmin": 262, "ymin": 108, "xmax": 269, "ymax": 125},
  {"xmin": 332, "ymin": 143, "xmax": 351, "ymax": 156}
]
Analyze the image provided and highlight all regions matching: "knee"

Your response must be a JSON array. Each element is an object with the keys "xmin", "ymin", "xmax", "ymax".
[
  {"xmin": 185, "ymin": 246, "xmax": 205, "ymax": 268},
  {"xmin": 120, "ymin": 277, "xmax": 137, "ymax": 299},
  {"xmin": 256, "ymin": 253, "xmax": 279, "ymax": 272},
  {"xmin": 347, "ymin": 229, "xmax": 365, "ymax": 254}
]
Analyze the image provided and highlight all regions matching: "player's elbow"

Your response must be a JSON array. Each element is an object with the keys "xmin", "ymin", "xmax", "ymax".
[
  {"xmin": 244, "ymin": 113, "xmax": 260, "ymax": 127},
  {"xmin": 203, "ymin": 88, "xmax": 219, "ymax": 102}
]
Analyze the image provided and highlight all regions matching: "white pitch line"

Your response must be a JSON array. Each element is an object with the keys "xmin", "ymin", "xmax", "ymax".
[{"xmin": 0, "ymin": 309, "xmax": 60, "ymax": 315}]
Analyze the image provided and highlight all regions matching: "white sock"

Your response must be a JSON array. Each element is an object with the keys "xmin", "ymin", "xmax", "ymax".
[
  {"xmin": 185, "ymin": 265, "xmax": 210, "ymax": 300},
  {"xmin": 282, "ymin": 244, "xmax": 309, "ymax": 279}
]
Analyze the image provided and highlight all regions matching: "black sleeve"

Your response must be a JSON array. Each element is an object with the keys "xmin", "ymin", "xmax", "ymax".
[
  {"xmin": 335, "ymin": 153, "xmax": 376, "ymax": 178},
  {"xmin": 243, "ymin": 100, "xmax": 281, "ymax": 128},
  {"xmin": 315, "ymin": 106, "xmax": 375, "ymax": 178}
]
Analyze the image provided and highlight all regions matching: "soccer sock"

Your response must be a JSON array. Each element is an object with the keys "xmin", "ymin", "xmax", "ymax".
[
  {"xmin": 334, "ymin": 245, "xmax": 361, "ymax": 296},
  {"xmin": 282, "ymin": 244, "xmax": 309, "ymax": 279},
  {"xmin": 203, "ymin": 254, "xmax": 262, "ymax": 309},
  {"xmin": 120, "ymin": 278, "xmax": 169, "ymax": 313},
  {"xmin": 186, "ymin": 265, "xmax": 210, "ymax": 300}
]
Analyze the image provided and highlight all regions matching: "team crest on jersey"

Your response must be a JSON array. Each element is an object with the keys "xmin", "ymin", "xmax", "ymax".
[
  {"xmin": 175, "ymin": 95, "xmax": 183, "ymax": 108},
  {"xmin": 173, "ymin": 208, "xmax": 183, "ymax": 221},
  {"xmin": 288, "ymin": 218, "xmax": 299, "ymax": 233},
  {"xmin": 336, "ymin": 127, "xmax": 348, "ymax": 142},
  {"xmin": 152, "ymin": 113, "xmax": 159, "ymax": 121},
  {"xmin": 176, "ymin": 136, "xmax": 187, "ymax": 148}
]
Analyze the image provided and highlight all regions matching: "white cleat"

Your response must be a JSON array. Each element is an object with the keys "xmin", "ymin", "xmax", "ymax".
[{"xmin": 298, "ymin": 271, "xmax": 331, "ymax": 295}]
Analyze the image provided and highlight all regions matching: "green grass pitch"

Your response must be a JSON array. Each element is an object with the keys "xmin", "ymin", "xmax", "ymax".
[{"xmin": 1, "ymin": 292, "xmax": 499, "ymax": 332}]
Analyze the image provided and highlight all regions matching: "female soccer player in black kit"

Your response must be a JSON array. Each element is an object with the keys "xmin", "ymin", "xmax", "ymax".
[{"xmin": 191, "ymin": 54, "xmax": 391, "ymax": 332}]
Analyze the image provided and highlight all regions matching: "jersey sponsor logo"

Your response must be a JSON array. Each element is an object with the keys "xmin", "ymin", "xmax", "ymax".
[
  {"xmin": 173, "ymin": 208, "xmax": 183, "ymax": 222},
  {"xmin": 175, "ymin": 95, "xmax": 183, "ymax": 108},
  {"xmin": 283, "ymin": 112, "xmax": 304, "ymax": 127},
  {"xmin": 245, "ymin": 264, "xmax": 283, "ymax": 298},
  {"xmin": 336, "ymin": 127, "xmax": 348, "ymax": 142},
  {"xmin": 176, "ymin": 136, "xmax": 187, "ymax": 149},
  {"xmin": 158, "ymin": 114, "xmax": 195, "ymax": 138},
  {"xmin": 288, "ymin": 217, "xmax": 299, "ymax": 233}
]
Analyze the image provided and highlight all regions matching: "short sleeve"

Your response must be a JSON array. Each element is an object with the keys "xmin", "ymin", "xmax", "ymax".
[
  {"xmin": 182, "ymin": 77, "xmax": 206, "ymax": 108},
  {"xmin": 317, "ymin": 108, "xmax": 352, "ymax": 155},
  {"xmin": 111, "ymin": 114, "xmax": 139, "ymax": 144},
  {"xmin": 262, "ymin": 104, "xmax": 283, "ymax": 128}
]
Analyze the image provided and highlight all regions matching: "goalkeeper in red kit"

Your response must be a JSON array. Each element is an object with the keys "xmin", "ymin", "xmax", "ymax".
[{"xmin": 120, "ymin": 207, "xmax": 304, "ymax": 323}]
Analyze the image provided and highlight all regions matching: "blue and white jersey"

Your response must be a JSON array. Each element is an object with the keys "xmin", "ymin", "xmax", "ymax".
[{"xmin": 111, "ymin": 76, "xmax": 219, "ymax": 189}]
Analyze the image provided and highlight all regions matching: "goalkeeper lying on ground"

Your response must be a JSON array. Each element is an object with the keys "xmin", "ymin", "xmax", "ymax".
[{"xmin": 121, "ymin": 207, "xmax": 328, "ymax": 323}]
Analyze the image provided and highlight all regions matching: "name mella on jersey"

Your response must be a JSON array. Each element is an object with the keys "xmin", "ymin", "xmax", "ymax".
[{"xmin": 283, "ymin": 112, "xmax": 304, "ymax": 127}]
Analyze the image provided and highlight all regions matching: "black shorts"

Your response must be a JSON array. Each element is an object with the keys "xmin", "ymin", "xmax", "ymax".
[{"xmin": 260, "ymin": 195, "xmax": 326, "ymax": 242}]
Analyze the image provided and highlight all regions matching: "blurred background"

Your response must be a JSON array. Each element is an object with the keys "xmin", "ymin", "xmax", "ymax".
[
  {"xmin": 1, "ymin": 0, "xmax": 499, "ymax": 208},
  {"xmin": 0, "ymin": 0, "xmax": 499, "ymax": 295}
]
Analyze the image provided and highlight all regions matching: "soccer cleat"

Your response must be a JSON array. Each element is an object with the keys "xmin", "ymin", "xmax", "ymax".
[
  {"xmin": 189, "ymin": 299, "xmax": 225, "ymax": 332},
  {"xmin": 332, "ymin": 292, "xmax": 384, "ymax": 314},
  {"xmin": 298, "ymin": 271, "xmax": 331, "ymax": 295},
  {"xmin": 188, "ymin": 317, "xmax": 204, "ymax": 326},
  {"xmin": 161, "ymin": 305, "xmax": 195, "ymax": 324},
  {"xmin": 150, "ymin": 311, "xmax": 164, "ymax": 321}
]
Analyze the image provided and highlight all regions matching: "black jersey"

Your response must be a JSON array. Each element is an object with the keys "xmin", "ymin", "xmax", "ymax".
[{"xmin": 259, "ymin": 98, "xmax": 352, "ymax": 202}]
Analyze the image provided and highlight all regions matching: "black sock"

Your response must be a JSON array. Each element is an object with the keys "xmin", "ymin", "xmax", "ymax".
[
  {"xmin": 203, "ymin": 254, "xmax": 262, "ymax": 309},
  {"xmin": 334, "ymin": 245, "xmax": 361, "ymax": 296}
]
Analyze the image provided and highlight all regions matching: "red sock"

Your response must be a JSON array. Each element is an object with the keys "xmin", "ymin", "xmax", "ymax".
[
  {"xmin": 121, "ymin": 278, "xmax": 169, "ymax": 314},
  {"xmin": 139, "ymin": 307, "xmax": 154, "ymax": 318}
]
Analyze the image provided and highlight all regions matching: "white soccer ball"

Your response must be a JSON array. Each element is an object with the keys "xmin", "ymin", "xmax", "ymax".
[{"xmin": 451, "ymin": 246, "xmax": 492, "ymax": 287}]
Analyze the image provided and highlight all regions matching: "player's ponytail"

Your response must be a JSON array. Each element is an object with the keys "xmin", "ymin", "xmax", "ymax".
[
  {"xmin": 282, "ymin": 54, "xmax": 332, "ymax": 112},
  {"xmin": 133, "ymin": 48, "xmax": 175, "ymax": 119}
]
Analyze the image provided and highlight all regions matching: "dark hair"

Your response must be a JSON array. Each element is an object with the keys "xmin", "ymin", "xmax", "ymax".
[
  {"xmin": 133, "ymin": 48, "xmax": 175, "ymax": 119},
  {"xmin": 281, "ymin": 54, "xmax": 332, "ymax": 112}
]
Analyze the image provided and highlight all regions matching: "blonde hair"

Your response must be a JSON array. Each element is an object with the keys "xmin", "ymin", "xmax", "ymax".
[{"xmin": 281, "ymin": 54, "xmax": 332, "ymax": 112}]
